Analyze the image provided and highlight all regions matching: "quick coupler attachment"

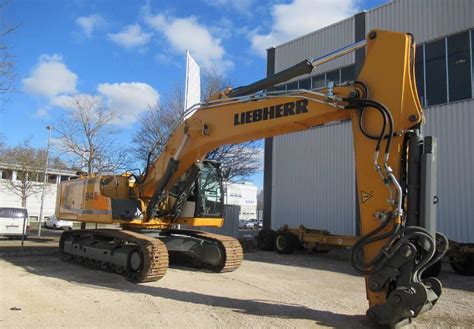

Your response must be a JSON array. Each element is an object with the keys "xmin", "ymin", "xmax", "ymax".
[
  {"xmin": 365, "ymin": 230, "xmax": 448, "ymax": 327},
  {"xmin": 366, "ymin": 278, "xmax": 442, "ymax": 327}
]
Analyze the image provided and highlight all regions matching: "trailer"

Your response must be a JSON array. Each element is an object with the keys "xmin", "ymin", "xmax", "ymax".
[
  {"xmin": 257, "ymin": 225, "xmax": 358, "ymax": 254},
  {"xmin": 257, "ymin": 225, "xmax": 474, "ymax": 277},
  {"xmin": 447, "ymin": 241, "xmax": 474, "ymax": 276}
]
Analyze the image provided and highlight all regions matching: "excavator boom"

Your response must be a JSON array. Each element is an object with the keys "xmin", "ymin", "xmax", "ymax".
[{"xmin": 56, "ymin": 30, "xmax": 448, "ymax": 327}]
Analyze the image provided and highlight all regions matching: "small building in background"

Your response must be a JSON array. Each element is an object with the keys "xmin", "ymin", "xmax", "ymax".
[
  {"xmin": 224, "ymin": 182, "xmax": 257, "ymax": 220},
  {"xmin": 0, "ymin": 162, "xmax": 77, "ymax": 220}
]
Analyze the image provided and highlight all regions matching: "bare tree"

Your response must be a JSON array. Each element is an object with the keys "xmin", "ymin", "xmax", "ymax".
[
  {"xmin": 133, "ymin": 70, "xmax": 262, "ymax": 181},
  {"xmin": 0, "ymin": 1, "xmax": 16, "ymax": 100},
  {"xmin": 55, "ymin": 94, "xmax": 128, "ymax": 174},
  {"xmin": 0, "ymin": 142, "xmax": 60, "ymax": 207},
  {"xmin": 133, "ymin": 87, "xmax": 184, "ymax": 165}
]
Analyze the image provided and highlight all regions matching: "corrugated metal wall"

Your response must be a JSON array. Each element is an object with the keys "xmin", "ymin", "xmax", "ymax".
[
  {"xmin": 366, "ymin": 0, "xmax": 474, "ymax": 43},
  {"xmin": 270, "ymin": 0, "xmax": 474, "ymax": 242},
  {"xmin": 274, "ymin": 17, "xmax": 355, "ymax": 76},
  {"xmin": 271, "ymin": 7, "xmax": 356, "ymax": 234},
  {"xmin": 271, "ymin": 122, "xmax": 356, "ymax": 235},
  {"xmin": 423, "ymin": 100, "xmax": 474, "ymax": 242},
  {"xmin": 271, "ymin": 101, "xmax": 474, "ymax": 242}
]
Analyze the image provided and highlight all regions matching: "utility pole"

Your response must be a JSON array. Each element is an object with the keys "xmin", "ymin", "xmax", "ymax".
[{"xmin": 38, "ymin": 125, "xmax": 52, "ymax": 237}]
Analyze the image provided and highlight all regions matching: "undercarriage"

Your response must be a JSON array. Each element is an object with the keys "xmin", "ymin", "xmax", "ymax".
[{"xmin": 59, "ymin": 229, "xmax": 243, "ymax": 282}]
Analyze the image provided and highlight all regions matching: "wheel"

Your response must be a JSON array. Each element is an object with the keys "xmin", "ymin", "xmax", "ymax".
[
  {"xmin": 257, "ymin": 229, "xmax": 276, "ymax": 251},
  {"xmin": 450, "ymin": 254, "xmax": 474, "ymax": 276},
  {"xmin": 421, "ymin": 260, "xmax": 442, "ymax": 278},
  {"xmin": 127, "ymin": 249, "xmax": 144, "ymax": 273},
  {"xmin": 275, "ymin": 231, "xmax": 296, "ymax": 254}
]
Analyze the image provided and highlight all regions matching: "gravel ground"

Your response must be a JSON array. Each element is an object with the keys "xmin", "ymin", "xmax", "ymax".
[{"xmin": 1, "ymin": 249, "xmax": 473, "ymax": 328}]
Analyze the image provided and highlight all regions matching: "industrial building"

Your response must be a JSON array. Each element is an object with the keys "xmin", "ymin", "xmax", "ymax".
[
  {"xmin": 224, "ymin": 182, "xmax": 258, "ymax": 220},
  {"xmin": 0, "ymin": 162, "xmax": 76, "ymax": 219},
  {"xmin": 263, "ymin": 0, "xmax": 473, "ymax": 243}
]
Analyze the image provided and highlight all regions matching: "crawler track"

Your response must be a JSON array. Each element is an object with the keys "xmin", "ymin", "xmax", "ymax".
[
  {"xmin": 164, "ymin": 229, "xmax": 243, "ymax": 272},
  {"xmin": 59, "ymin": 229, "xmax": 168, "ymax": 283}
]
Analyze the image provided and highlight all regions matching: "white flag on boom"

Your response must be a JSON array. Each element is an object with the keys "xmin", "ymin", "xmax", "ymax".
[{"xmin": 184, "ymin": 50, "xmax": 201, "ymax": 119}]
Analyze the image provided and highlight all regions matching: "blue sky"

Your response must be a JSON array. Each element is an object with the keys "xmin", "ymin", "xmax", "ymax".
[{"xmin": 1, "ymin": 0, "xmax": 387, "ymax": 188}]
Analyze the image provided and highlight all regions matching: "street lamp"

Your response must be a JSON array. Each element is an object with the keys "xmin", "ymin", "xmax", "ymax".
[{"xmin": 38, "ymin": 125, "xmax": 52, "ymax": 237}]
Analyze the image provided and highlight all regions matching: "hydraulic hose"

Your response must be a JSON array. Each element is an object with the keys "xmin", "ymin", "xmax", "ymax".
[
  {"xmin": 351, "ymin": 216, "xmax": 401, "ymax": 274},
  {"xmin": 417, "ymin": 232, "xmax": 449, "ymax": 280}
]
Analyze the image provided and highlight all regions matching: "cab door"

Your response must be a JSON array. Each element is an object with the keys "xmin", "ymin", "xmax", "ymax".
[{"xmin": 195, "ymin": 162, "xmax": 224, "ymax": 218}]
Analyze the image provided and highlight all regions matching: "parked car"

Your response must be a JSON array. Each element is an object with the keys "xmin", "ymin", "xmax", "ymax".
[
  {"xmin": 246, "ymin": 219, "xmax": 262, "ymax": 229},
  {"xmin": 0, "ymin": 207, "xmax": 29, "ymax": 239},
  {"xmin": 239, "ymin": 219, "xmax": 262, "ymax": 230},
  {"xmin": 239, "ymin": 219, "xmax": 249, "ymax": 229},
  {"xmin": 44, "ymin": 215, "xmax": 73, "ymax": 230}
]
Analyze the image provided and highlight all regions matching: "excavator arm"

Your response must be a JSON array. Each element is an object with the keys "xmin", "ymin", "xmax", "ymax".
[
  {"xmin": 136, "ymin": 30, "xmax": 447, "ymax": 326},
  {"xmin": 56, "ymin": 30, "xmax": 448, "ymax": 327}
]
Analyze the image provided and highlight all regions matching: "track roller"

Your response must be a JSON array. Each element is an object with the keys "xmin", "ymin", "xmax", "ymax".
[{"xmin": 59, "ymin": 229, "xmax": 168, "ymax": 283}]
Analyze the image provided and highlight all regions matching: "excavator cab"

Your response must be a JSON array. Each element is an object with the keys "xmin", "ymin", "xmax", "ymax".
[
  {"xmin": 170, "ymin": 160, "xmax": 225, "ymax": 221},
  {"xmin": 195, "ymin": 161, "xmax": 224, "ymax": 217}
]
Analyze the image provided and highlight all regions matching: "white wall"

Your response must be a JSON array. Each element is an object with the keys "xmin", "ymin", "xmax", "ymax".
[{"xmin": 0, "ymin": 179, "xmax": 57, "ymax": 219}]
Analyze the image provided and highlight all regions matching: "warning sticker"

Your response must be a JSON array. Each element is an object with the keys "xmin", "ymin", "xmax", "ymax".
[{"xmin": 361, "ymin": 190, "xmax": 373, "ymax": 203}]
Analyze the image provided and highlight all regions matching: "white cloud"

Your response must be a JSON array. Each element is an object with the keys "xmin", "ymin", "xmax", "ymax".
[
  {"xmin": 76, "ymin": 14, "xmax": 106, "ymax": 38},
  {"xmin": 34, "ymin": 107, "xmax": 50, "ymax": 118},
  {"xmin": 23, "ymin": 54, "xmax": 78, "ymax": 98},
  {"xmin": 145, "ymin": 14, "xmax": 232, "ymax": 72},
  {"xmin": 50, "ymin": 94, "xmax": 76, "ymax": 108},
  {"xmin": 108, "ymin": 24, "xmax": 152, "ymax": 49},
  {"xmin": 250, "ymin": 0, "xmax": 358, "ymax": 56},
  {"xmin": 97, "ymin": 82, "xmax": 159, "ymax": 124}
]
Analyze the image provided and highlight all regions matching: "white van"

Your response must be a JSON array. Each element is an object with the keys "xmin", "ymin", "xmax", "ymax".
[{"xmin": 0, "ymin": 207, "xmax": 29, "ymax": 239}]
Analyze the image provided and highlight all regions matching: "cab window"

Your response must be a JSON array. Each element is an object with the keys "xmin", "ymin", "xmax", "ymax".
[{"xmin": 197, "ymin": 164, "xmax": 223, "ymax": 217}]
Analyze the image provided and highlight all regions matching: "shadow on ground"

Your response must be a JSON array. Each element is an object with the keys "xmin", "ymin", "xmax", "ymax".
[
  {"xmin": 244, "ymin": 249, "xmax": 360, "ymax": 276},
  {"xmin": 244, "ymin": 250, "xmax": 474, "ymax": 293},
  {"xmin": 2, "ymin": 255, "xmax": 372, "ymax": 328},
  {"xmin": 435, "ymin": 265, "xmax": 474, "ymax": 292}
]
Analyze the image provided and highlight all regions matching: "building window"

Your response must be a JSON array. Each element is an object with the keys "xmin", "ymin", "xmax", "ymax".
[
  {"xmin": 326, "ymin": 69, "xmax": 340, "ymax": 84},
  {"xmin": 312, "ymin": 74, "xmax": 325, "ymax": 89},
  {"xmin": 48, "ymin": 175, "xmax": 57, "ymax": 184},
  {"xmin": 274, "ymin": 84, "xmax": 286, "ymax": 92},
  {"xmin": 299, "ymin": 78, "xmax": 311, "ymax": 90},
  {"xmin": 472, "ymin": 29, "xmax": 474, "ymax": 95},
  {"xmin": 1, "ymin": 170, "xmax": 12, "ymax": 180},
  {"xmin": 425, "ymin": 38, "xmax": 447, "ymax": 106},
  {"xmin": 448, "ymin": 31, "xmax": 472, "ymax": 102},
  {"xmin": 286, "ymin": 81, "xmax": 298, "ymax": 90},
  {"xmin": 341, "ymin": 65, "xmax": 355, "ymax": 83},
  {"xmin": 415, "ymin": 45, "xmax": 425, "ymax": 107},
  {"xmin": 274, "ymin": 29, "xmax": 473, "ymax": 107}
]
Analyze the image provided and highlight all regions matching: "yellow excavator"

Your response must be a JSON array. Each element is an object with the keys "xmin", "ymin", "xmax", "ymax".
[{"xmin": 56, "ymin": 30, "xmax": 448, "ymax": 327}]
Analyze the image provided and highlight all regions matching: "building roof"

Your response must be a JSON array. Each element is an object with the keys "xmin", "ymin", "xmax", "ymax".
[{"xmin": 0, "ymin": 162, "xmax": 77, "ymax": 176}]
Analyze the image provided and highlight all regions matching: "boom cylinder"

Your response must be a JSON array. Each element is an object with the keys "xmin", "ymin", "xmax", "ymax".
[{"xmin": 228, "ymin": 40, "xmax": 367, "ymax": 97}]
